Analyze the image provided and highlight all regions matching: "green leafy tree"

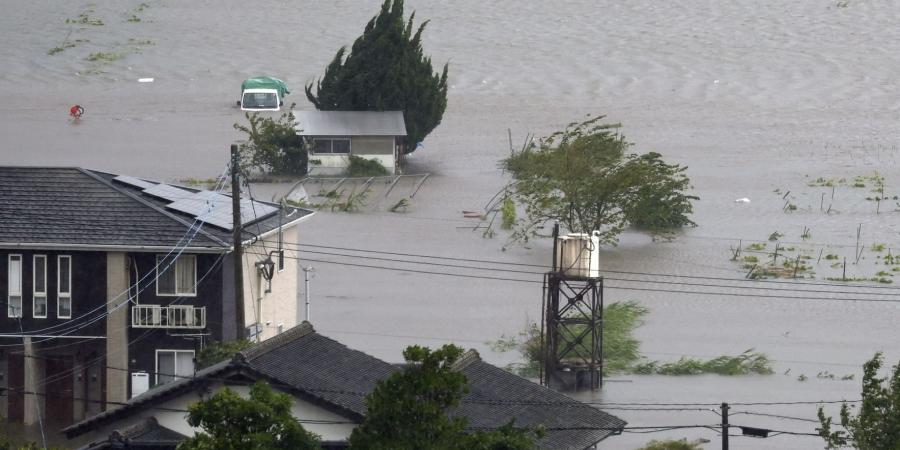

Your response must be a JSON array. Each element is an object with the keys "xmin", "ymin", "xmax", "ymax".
[
  {"xmin": 195, "ymin": 339, "xmax": 253, "ymax": 370},
  {"xmin": 234, "ymin": 110, "xmax": 307, "ymax": 175},
  {"xmin": 305, "ymin": 0, "xmax": 448, "ymax": 151},
  {"xmin": 348, "ymin": 344, "xmax": 541, "ymax": 450},
  {"xmin": 817, "ymin": 352, "xmax": 900, "ymax": 449},
  {"xmin": 502, "ymin": 115, "xmax": 696, "ymax": 245},
  {"xmin": 179, "ymin": 381, "xmax": 320, "ymax": 450}
]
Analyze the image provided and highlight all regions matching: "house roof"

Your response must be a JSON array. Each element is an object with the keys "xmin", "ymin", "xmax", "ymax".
[
  {"xmin": 294, "ymin": 110, "xmax": 407, "ymax": 137},
  {"xmin": 77, "ymin": 417, "xmax": 186, "ymax": 449},
  {"xmin": 0, "ymin": 167, "xmax": 313, "ymax": 252},
  {"xmin": 65, "ymin": 323, "xmax": 625, "ymax": 449}
]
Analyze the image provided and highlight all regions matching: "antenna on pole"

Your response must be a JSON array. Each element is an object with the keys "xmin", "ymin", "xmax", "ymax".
[{"xmin": 231, "ymin": 144, "xmax": 246, "ymax": 340}]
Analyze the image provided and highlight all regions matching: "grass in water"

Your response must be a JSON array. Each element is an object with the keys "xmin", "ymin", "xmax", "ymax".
[
  {"xmin": 489, "ymin": 302, "xmax": 773, "ymax": 377},
  {"xmin": 631, "ymin": 349, "xmax": 774, "ymax": 375},
  {"xmin": 87, "ymin": 52, "xmax": 122, "ymax": 62}
]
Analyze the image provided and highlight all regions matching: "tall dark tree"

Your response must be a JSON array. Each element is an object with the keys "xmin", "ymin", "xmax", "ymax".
[
  {"xmin": 306, "ymin": 0, "xmax": 448, "ymax": 152},
  {"xmin": 348, "ymin": 344, "xmax": 541, "ymax": 450}
]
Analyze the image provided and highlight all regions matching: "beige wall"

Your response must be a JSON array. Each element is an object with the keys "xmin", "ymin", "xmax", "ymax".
[
  {"xmin": 241, "ymin": 225, "xmax": 300, "ymax": 342},
  {"xmin": 106, "ymin": 252, "xmax": 129, "ymax": 407},
  {"xmin": 307, "ymin": 136, "xmax": 397, "ymax": 175},
  {"xmin": 351, "ymin": 136, "xmax": 394, "ymax": 155}
]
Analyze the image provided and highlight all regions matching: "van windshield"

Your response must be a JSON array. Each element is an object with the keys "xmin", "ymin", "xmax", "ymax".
[{"xmin": 242, "ymin": 92, "xmax": 278, "ymax": 109}]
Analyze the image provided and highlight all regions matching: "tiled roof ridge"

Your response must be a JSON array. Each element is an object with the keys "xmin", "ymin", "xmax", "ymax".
[
  {"xmin": 451, "ymin": 349, "xmax": 482, "ymax": 371},
  {"xmin": 110, "ymin": 417, "xmax": 158, "ymax": 441},
  {"xmin": 238, "ymin": 321, "xmax": 316, "ymax": 361},
  {"xmin": 79, "ymin": 168, "xmax": 230, "ymax": 248}
]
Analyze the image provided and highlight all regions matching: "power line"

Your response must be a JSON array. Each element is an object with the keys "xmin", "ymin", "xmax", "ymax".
[
  {"xmin": 277, "ymin": 247, "xmax": 900, "ymax": 298},
  {"xmin": 248, "ymin": 250, "xmax": 900, "ymax": 304},
  {"xmin": 286, "ymin": 241, "xmax": 900, "ymax": 291}
]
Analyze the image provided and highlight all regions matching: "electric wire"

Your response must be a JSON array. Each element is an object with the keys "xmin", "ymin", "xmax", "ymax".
[
  {"xmin": 247, "ymin": 250, "xmax": 900, "ymax": 303},
  {"xmin": 286, "ymin": 242, "xmax": 900, "ymax": 291},
  {"xmin": 278, "ymin": 247, "xmax": 900, "ymax": 298}
]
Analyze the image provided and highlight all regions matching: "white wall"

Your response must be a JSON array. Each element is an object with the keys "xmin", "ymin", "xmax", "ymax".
[
  {"xmin": 241, "ymin": 225, "xmax": 300, "ymax": 342},
  {"xmin": 74, "ymin": 381, "xmax": 356, "ymax": 445}
]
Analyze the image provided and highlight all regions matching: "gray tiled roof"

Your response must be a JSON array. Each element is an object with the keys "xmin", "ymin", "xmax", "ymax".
[
  {"xmin": 0, "ymin": 167, "xmax": 312, "ymax": 251},
  {"xmin": 77, "ymin": 417, "xmax": 185, "ymax": 450},
  {"xmin": 65, "ymin": 323, "xmax": 625, "ymax": 449},
  {"xmin": 294, "ymin": 110, "xmax": 407, "ymax": 136},
  {"xmin": 455, "ymin": 354, "xmax": 627, "ymax": 449}
]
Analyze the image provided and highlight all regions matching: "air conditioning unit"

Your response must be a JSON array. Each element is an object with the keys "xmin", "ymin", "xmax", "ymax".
[
  {"xmin": 131, "ymin": 372, "xmax": 150, "ymax": 398},
  {"xmin": 555, "ymin": 232, "xmax": 601, "ymax": 278}
]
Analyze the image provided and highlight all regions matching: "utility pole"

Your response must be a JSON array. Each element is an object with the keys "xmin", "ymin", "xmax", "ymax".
[
  {"xmin": 231, "ymin": 144, "xmax": 245, "ymax": 340},
  {"xmin": 303, "ymin": 266, "xmax": 314, "ymax": 322},
  {"xmin": 721, "ymin": 402, "xmax": 730, "ymax": 450}
]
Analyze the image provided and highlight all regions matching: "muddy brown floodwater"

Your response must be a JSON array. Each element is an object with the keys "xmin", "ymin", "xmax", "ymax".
[{"xmin": 3, "ymin": 1, "xmax": 900, "ymax": 448}]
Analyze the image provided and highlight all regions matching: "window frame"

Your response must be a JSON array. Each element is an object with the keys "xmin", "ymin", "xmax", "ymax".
[
  {"xmin": 8, "ymin": 254, "xmax": 22, "ymax": 318},
  {"xmin": 155, "ymin": 255, "xmax": 197, "ymax": 297},
  {"xmin": 32, "ymin": 254, "xmax": 48, "ymax": 318},
  {"xmin": 311, "ymin": 138, "xmax": 352, "ymax": 155},
  {"xmin": 154, "ymin": 349, "xmax": 195, "ymax": 385},
  {"xmin": 58, "ymin": 255, "xmax": 72, "ymax": 319}
]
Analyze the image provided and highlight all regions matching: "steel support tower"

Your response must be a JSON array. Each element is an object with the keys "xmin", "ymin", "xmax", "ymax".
[{"xmin": 541, "ymin": 272, "xmax": 604, "ymax": 390}]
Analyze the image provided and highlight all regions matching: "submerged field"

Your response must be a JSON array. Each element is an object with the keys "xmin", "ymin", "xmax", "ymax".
[{"xmin": 2, "ymin": 1, "xmax": 900, "ymax": 447}]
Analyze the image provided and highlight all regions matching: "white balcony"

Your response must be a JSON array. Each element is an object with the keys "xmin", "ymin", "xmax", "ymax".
[{"xmin": 132, "ymin": 304, "xmax": 206, "ymax": 329}]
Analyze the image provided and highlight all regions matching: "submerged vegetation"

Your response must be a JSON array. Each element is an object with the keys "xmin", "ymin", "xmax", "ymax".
[
  {"xmin": 490, "ymin": 302, "xmax": 773, "ymax": 377},
  {"xmin": 503, "ymin": 115, "xmax": 697, "ymax": 245},
  {"xmin": 632, "ymin": 350, "xmax": 773, "ymax": 376}
]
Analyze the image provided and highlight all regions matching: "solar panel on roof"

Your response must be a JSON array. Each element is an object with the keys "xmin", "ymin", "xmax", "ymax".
[
  {"xmin": 167, "ymin": 191, "xmax": 228, "ymax": 217},
  {"xmin": 164, "ymin": 190, "xmax": 278, "ymax": 230},
  {"xmin": 143, "ymin": 183, "xmax": 193, "ymax": 201},
  {"xmin": 113, "ymin": 175, "xmax": 155, "ymax": 190}
]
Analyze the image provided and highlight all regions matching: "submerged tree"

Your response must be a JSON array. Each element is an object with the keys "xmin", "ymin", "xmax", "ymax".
[
  {"xmin": 234, "ymin": 110, "xmax": 307, "ymax": 175},
  {"xmin": 305, "ymin": 0, "xmax": 448, "ymax": 151},
  {"xmin": 180, "ymin": 381, "xmax": 320, "ymax": 450},
  {"xmin": 503, "ymin": 115, "xmax": 696, "ymax": 245},
  {"xmin": 817, "ymin": 352, "xmax": 900, "ymax": 449},
  {"xmin": 349, "ymin": 344, "xmax": 541, "ymax": 449}
]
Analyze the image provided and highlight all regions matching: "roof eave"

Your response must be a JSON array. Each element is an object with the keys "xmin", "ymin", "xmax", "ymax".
[{"xmin": 0, "ymin": 242, "xmax": 227, "ymax": 253}]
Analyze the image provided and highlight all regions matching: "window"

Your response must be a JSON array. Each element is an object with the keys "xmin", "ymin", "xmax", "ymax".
[
  {"xmin": 312, "ymin": 138, "xmax": 351, "ymax": 154},
  {"xmin": 58, "ymin": 255, "xmax": 72, "ymax": 319},
  {"xmin": 8, "ymin": 255, "xmax": 22, "ymax": 317},
  {"xmin": 155, "ymin": 349, "xmax": 195, "ymax": 385},
  {"xmin": 156, "ymin": 255, "xmax": 197, "ymax": 296},
  {"xmin": 33, "ymin": 255, "xmax": 47, "ymax": 318}
]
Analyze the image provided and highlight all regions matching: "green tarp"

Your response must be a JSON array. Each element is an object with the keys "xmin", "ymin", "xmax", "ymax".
[{"xmin": 241, "ymin": 77, "xmax": 290, "ymax": 98}]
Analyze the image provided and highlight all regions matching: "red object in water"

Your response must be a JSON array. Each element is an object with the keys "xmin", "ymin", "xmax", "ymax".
[{"xmin": 69, "ymin": 105, "xmax": 84, "ymax": 118}]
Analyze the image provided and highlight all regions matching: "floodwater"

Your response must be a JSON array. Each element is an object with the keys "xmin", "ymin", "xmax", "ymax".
[{"xmin": 3, "ymin": 1, "xmax": 900, "ymax": 448}]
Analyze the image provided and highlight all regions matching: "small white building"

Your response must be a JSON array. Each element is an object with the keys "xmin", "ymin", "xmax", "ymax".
[{"xmin": 294, "ymin": 110, "xmax": 407, "ymax": 175}]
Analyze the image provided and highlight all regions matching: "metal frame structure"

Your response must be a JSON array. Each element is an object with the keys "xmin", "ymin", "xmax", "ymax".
[{"xmin": 542, "ymin": 273, "xmax": 604, "ymax": 390}]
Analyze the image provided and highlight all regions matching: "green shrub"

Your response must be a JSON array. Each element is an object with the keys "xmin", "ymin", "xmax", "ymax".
[{"xmin": 346, "ymin": 155, "xmax": 389, "ymax": 177}]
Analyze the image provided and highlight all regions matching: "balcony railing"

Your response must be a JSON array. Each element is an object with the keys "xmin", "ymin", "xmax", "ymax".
[{"xmin": 132, "ymin": 304, "xmax": 206, "ymax": 329}]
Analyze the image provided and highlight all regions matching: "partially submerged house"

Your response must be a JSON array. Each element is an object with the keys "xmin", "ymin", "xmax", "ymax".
[
  {"xmin": 65, "ymin": 322, "xmax": 626, "ymax": 449},
  {"xmin": 0, "ymin": 167, "xmax": 313, "ymax": 427},
  {"xmin": 294, "ymin": 110, "xmax": 407, "ymax": 175}
]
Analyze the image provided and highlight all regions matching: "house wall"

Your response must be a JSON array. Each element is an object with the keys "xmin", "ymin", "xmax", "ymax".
[
  {"xmin": 127, "ymin": 252, "xmax": 225, "ymax": 392},
  {"xmin": 241, "ymin": 225, "xmax": 300, "ymax": 342},
  {"xmin": 106, "ymin": 252, "xmax": 129, "ymax": 407},
  {"xmin": 0, "ymin": 250, "xmax": 107, "ymax": 335},
  {"xmin": 70, "ymin": 381, "xmax": 357, "ymax": 447},
  {"xmin": 0, "ymin": 250, "xmax": 107, "ymax": 425},
  {"xmin": 307, "ymin": 136, "xmax": 397, "ymax": 175}
]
